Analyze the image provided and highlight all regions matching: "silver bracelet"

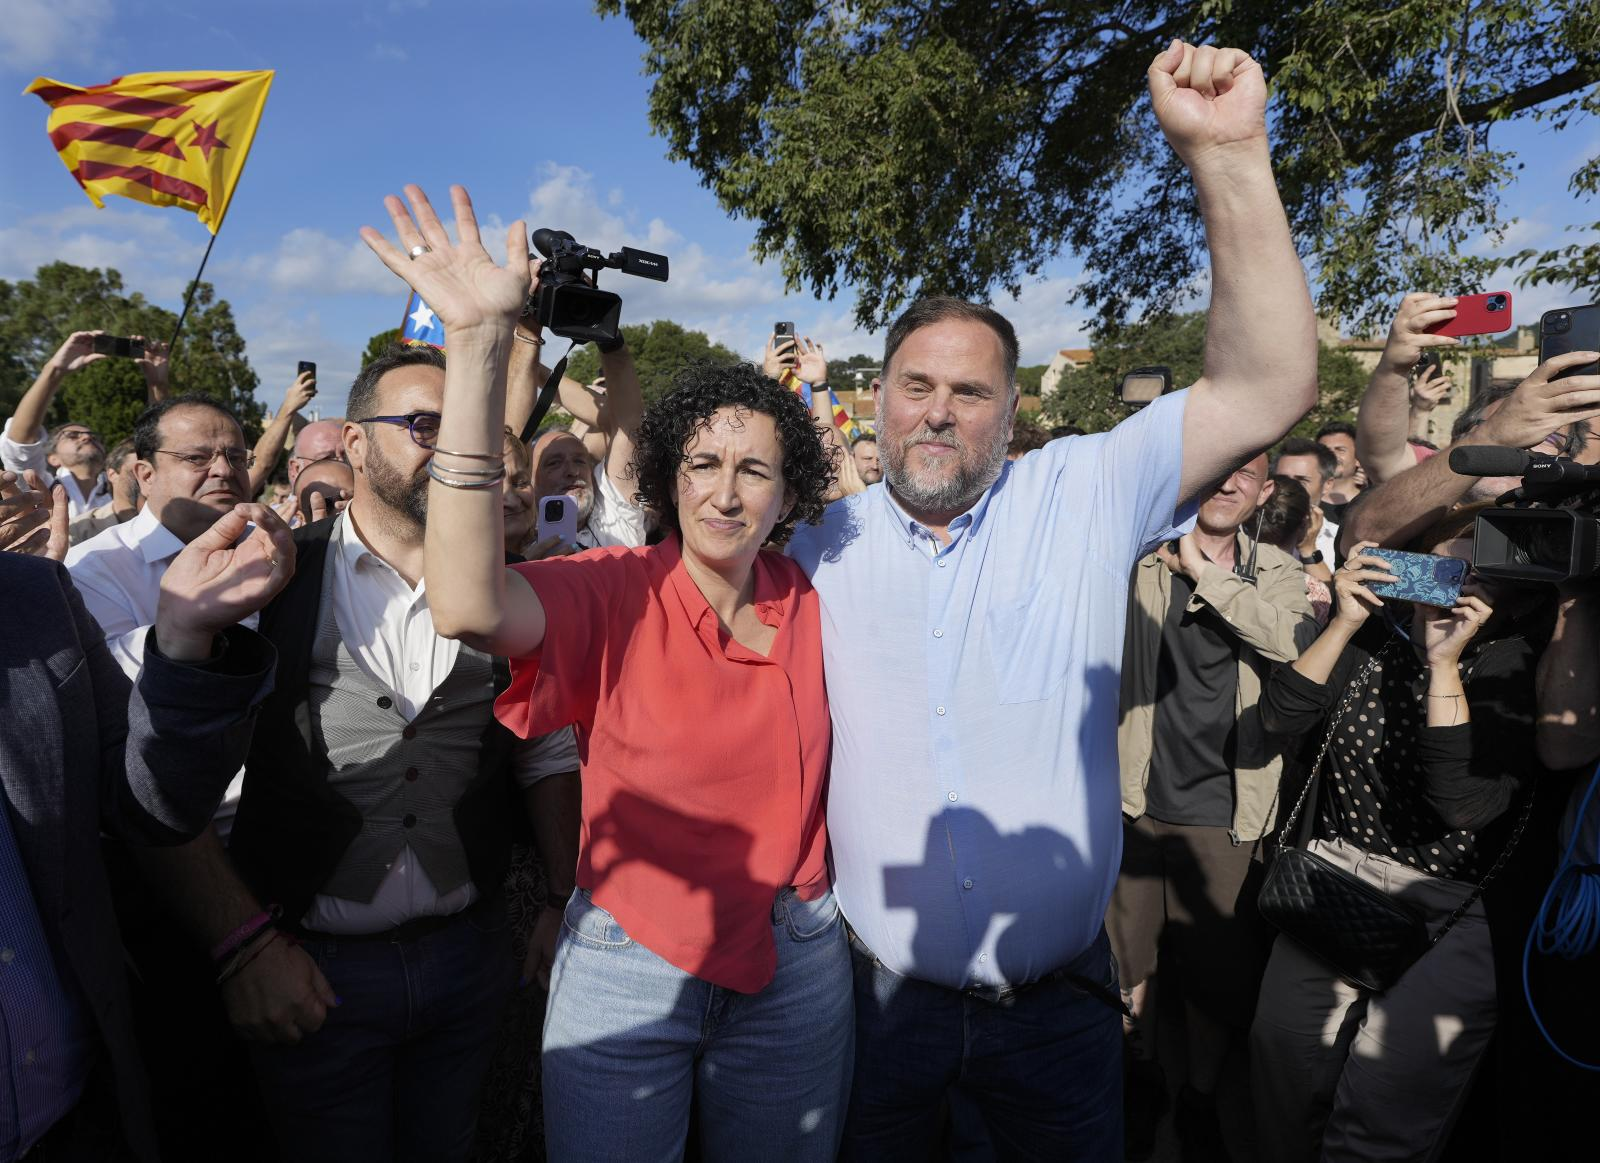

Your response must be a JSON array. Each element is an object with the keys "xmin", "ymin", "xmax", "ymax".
[
  {"xmin": 424, "ymin": 461, "xmax": 505, "ymax": 477},
  {"xmin": 426, "ymin": 462, "xmax": 505, "ymax": 489}
]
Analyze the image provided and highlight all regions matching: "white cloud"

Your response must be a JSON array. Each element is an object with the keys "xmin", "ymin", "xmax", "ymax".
[
  {"xmin": 227, "ymin": 227, "xmax": 403, "ymax": 297},
  {"xmin": 372, "ymin": 42, "xmax": 408, "ymax": 62},
  {"xmin": 236, "ymin": 302, "xmax": 360, "ymax": 420},
  {"xmin": 0, "ymin": 204, "xmax": 202, "ymax": 300},
  {"xmin": 0, "ymin": 0, "xmax": 111, "ymax": 69}
]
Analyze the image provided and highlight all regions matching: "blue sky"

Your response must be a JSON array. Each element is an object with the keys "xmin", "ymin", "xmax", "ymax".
[{"xmin": 1, "ymin": 0, "xmax": 1596, "ymax": 418}]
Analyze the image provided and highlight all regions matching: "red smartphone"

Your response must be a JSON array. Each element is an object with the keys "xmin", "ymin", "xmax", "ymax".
[{"xmin": 1424, "ymin": 291, "xmax": 1513, "ymax": 338}]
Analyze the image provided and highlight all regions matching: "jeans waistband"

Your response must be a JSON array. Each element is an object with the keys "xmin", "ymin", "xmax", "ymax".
[{"xmin": 847, "ymin": 926, "xmax": 1128, "ymax": 1016}]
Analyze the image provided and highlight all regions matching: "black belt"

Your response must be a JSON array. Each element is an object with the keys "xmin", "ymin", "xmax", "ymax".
[
  {"xmin": 291, "ymin": 892, "xmax": 496, "ymax": 944},
  {"xmin": 847, "ymin": 928, "xmax": 1129, "ymax": 1016}
]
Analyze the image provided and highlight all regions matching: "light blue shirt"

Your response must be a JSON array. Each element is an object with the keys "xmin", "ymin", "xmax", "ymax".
[{"xmin": 787, "ymin": 390, "xmax": 1193, "ymax": 990}]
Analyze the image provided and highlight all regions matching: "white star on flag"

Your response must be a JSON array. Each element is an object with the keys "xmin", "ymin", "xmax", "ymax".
[{"xmin": 409, "ymin": 301, "xmax": 437, "ymax": 334}]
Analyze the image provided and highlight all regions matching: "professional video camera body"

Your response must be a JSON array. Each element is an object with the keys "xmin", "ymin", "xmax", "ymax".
[
  {"xmin": 1449, "ymin": 445, "xmax": 1600, "ymax": 583},
  {"xmin": 529, "ymin": 227, "xmax": 668, "ymax": 348}
]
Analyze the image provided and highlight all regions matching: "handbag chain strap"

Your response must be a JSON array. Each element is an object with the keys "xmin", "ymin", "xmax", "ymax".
[
  {"xmin": 1275, "ymin": 641, "xmax": 1393, "ymax": 840},
  {"xmin": 1273, "ymin": 634, "xmax": 1536, "ymax": 948}
]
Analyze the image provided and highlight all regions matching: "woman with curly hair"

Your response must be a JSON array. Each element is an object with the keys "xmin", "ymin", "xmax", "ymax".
[{"xmin": 361, "ymin": 184, "xmax": 848, "ymax": 1161}]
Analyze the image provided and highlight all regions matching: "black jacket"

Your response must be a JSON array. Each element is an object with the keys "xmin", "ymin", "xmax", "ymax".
[{"xmin": 0, "ymin": 555, "xmax": 275, "ymax": 1160}]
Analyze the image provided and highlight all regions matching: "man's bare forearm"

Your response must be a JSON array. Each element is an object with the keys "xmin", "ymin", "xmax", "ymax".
[
  {"xmin": 1537, "ymin": 592, "xmax": 1600, "ymax": 771},
  {"xmin": 1338, "ymin": 436, "xmax": 1483, "ymax": 554},
  {"xmin": 133, "ymin": 826, "xmax": 264, "ymax": 947},
  {"xmin": 1356, "ymin": 363, "xmax": 1416, "ymax": 485},
  {"xmin": 12, "ymin": 363, "xmax": 68, "ymax": 444},
  {"xmin": 601, "ymin": 346, "xmax": 643, "ymax": 486},
  {"xmin": 1192, "ymin": 148, "xmax": 1318, "ymax": 432},
  {"xmin": 250, "ymin": 409, "xmax": 298, "ymax": 496},
  {"xmin": 525, "ymin": 772, "xmax": 580, "ymax": 899}
]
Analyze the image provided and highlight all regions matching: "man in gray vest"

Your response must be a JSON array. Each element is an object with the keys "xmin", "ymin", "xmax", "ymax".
[{"xmin": 146, "ymin": 345, "xmax": 580, "ymax": 1162}]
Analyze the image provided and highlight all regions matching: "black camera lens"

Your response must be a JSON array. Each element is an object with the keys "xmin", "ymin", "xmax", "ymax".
[
  {"xmin": 543, "ymin": 499, "xmax": 564, "ymax": 520},
  {"xmin": 1544, "ymin": 313, "xmax": 1571, "ymax": 333},
  {"xmin": 1488, "ymin": 295, "xmax": 1506, "ymax": 310}
]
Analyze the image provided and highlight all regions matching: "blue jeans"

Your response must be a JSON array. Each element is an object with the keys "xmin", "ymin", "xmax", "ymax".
[
  {"xmin": 841, "ymin": 928, "xmax": 1123, "ymax": 1163},
  {"xmin": 542, "ymin": 887, "xmax": 854, "ymax": 1162},
  {"xmin": 248, "ymin": 898, "xmax": 515, "ymax": 1163}
]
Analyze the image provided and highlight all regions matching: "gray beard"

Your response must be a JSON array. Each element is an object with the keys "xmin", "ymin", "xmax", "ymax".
[{"xmin": 883, "ymin": 427, "xmax": 1008, "ymax": 517}]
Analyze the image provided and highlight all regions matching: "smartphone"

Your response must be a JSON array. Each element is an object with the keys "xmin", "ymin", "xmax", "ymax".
[
  {"xmin": 773, "ymin": 322, "xmax": 795, "ymax": 342},
  {"xmin": 92, "ymin": 335, "xmax": 145, "ymax": 358},
  {"xmin": 537, "ymin": 494, "xmax": 579, "ymax": 547},
  {"xmin": 1424, "ymin": 291, "xmax": 1513, "ymax": 338},
  {"xmin": 297, "ymin": 360, "xmax": 317, "ymax": 381},
  {"xmin": 1362, "ymin": 547, "xmax": 1469, "ymax": 608},
  {"xmin": 1414, "ymin": 351, "xmax": 1450, "ymax": 403},
  {"xmin": 1539, "ymin": 304, "xmax": 1600, "ymax": 381}
]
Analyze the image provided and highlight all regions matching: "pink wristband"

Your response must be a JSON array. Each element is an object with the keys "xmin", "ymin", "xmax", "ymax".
[{"xmin": 210, "ymin": 909, "xmax": 275, "ymax": 964}]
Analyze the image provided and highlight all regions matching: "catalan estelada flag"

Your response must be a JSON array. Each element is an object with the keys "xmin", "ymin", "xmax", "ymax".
[
  {"xmin": 26, "ymin": 70, "xmax": 273, "ymax": 234},
  {"xmin": 400, "ymin": 290, "xmax": 446, "ymax": 349}
]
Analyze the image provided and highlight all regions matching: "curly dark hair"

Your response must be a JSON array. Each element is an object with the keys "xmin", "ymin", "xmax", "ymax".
[{"xmin": 631, "ymin": 361, "xmax": 837, "ymax": 546}]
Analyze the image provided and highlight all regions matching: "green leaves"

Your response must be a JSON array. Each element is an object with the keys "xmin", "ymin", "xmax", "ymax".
[
  {"xmin": 603, "ymin": 0, "xmax": 1599, "ymax": 337},
  {"xmin": 0, "ymin": 262, "xmax": 263, "ymax": 444},
  {"xmin": 563, "ymin": 319, "xmax": 742, "ymax": 403}
]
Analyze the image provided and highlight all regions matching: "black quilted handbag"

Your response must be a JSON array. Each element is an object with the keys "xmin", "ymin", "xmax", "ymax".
[{"xmin": 1258, "ymin": 645, "xmax": 1533, "ymax": 993}]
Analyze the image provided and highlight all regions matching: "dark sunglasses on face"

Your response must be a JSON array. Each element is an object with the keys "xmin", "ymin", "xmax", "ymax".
[{"xmin": 354, "ymin": 411, "xmax": 441, "ymax": 448}]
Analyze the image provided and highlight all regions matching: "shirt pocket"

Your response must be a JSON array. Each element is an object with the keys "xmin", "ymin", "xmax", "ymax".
[{"xmin": 985, "ymin": 576, "xmax": 1071, "ymax": 704}]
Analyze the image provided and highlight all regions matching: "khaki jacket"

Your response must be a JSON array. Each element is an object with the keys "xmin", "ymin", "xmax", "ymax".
[
  {"xmin": 1118, "ymin": 535, "xmax": 1318, "ymax": 842},
  {"xmin": 67, "ymin": 500, "xmax": 126, "ymax": 546}
]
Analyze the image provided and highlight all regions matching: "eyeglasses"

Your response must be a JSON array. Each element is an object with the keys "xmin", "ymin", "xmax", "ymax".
[
  {"xmin": 56, "ymin": 428, "xmax": 103, "ymax": 445},
  {"xmin": 155, "ymin": 447, "xmax": 255, "ymax": 472},
  {"xmin": 354, "ymin": 411, "xmax": 441, "ymax": 449}
]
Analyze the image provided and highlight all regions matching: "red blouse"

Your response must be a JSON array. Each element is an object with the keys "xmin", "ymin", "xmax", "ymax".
[{"xmin": 496, "ymin": 536, "xmax": 831, "ymax": 993}]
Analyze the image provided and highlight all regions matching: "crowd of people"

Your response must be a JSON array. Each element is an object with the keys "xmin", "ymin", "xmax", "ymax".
[{"xmin": 1, "ymin": 37, "xmax": 1598, "ymax": 1163}]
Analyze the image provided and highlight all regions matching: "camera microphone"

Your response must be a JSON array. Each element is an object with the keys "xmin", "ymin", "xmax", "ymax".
[
  {"xmin": 1449, "ymin": 445, "xmax": 1600, "ymax": 484},
  {"xmin": 1448, "ymin": 446, "xmax": 1532, "ymax": 476}
]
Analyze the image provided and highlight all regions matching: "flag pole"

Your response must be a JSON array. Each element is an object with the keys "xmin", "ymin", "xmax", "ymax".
[{"xmin": 168, "ymin": 229, "xmax": 221, "ymax": 352}]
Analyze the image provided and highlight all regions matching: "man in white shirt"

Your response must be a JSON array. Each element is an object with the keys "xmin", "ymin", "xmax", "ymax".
[
  {"xmin": 527, "ymin": 425, "xmax": 650, "ymax": 549},
  {"xmin": 135, "ymin": 345, "xmax": 579, "ymax": 1162},
  {"xmin": 1, "ymin": 331, "xmax": 170, "ymax": 517},
  {"xmin": 68, "ymin": 394, "xmax": 258, "ymax": 675}
]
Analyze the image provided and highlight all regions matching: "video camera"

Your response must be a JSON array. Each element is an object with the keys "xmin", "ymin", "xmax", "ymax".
[
  {"xmin": 529, "ymin": 228, "xmax": 668, "ymax": 348},
  {"xmin": 1448, "ymin": 445, "xmax": 1600, "ymax": 583}
]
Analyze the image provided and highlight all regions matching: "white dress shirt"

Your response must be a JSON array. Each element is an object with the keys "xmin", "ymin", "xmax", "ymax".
[
  {"xmin": 1317, "ymin": 515, "xmax": 1341, "ymax": 566},
  {"xmin": 1, "ymin": 418, "xmax": 110, "ymax": 517},
  {"xmin": 302, "ymin": 512, "xmax": 576, "ymax": 934},
  {"xmin": 66, "ymin": 505, "xmax": 257, "ymax": 832},
  {"xmin": 576, "ymin": 462, "xmax": 650, "ymax": 549}
]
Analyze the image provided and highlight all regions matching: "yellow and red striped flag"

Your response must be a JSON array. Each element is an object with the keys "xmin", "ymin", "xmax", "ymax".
[{"xmin": 26, "ymin": 69, "xmax": 273, "ymax": 234}]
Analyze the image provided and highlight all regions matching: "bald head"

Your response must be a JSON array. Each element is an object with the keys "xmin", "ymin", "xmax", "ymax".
[
  {"xmin": 296, "ymin": 456, "xmax": 355, "ymax": 524},
  {"xmin": 289, "ymin": 419, "xmax": 346, "ymax": 487},
  {"xmin": 532, "ymin": 428, "xmax": 595, "ymax": 525}
]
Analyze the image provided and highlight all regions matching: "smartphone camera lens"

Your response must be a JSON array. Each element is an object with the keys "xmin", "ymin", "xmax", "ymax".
[
  {"xmin": 1544, "ymin": 313, "xmax": 1571, "ymax": 334},
  {"xmin": 543, "ymin": 500, "xmax": 563, "ymax": 520},
  {"xmin": 1488, "ymin": 294, "xmax": 1506, "ymax": 311}
]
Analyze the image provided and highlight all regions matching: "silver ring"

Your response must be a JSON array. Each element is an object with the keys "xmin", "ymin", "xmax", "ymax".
[{"xmin": 408, "ymin": 245, "xmax": 431, "ymax": 259}]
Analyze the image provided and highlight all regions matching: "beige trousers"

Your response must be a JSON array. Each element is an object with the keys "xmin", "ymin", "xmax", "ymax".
[{"xmin": 1249, "ymin": 836, "xmax": 1496, "ymax": 1163}]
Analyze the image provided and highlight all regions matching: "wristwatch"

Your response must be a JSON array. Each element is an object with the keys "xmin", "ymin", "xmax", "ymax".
[{"xmin": 1300, "ymin": 549, "xmax": 1325, "ymax": 566}]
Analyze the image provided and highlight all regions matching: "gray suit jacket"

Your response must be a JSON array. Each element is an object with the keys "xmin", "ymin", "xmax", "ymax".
[{"xmin": 0, "ymin": 554, "xmax": 276, "ymax": 1160}]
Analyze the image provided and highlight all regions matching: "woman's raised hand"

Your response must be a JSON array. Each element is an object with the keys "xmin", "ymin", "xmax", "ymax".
[{"xmin": 360, "ymin": 184, "xmax": 529, "ymax": 336}]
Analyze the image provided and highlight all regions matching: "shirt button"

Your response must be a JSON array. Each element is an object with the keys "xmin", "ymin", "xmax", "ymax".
[
  {"xmin": 0, "ymin": 948, "xmax": 12, "ymax": 964},
  {"xmin": 933, "ymin": 629, "xmax": 943, "ymax": 638},
  {"xmin": 405, "ymin": 767, "xmax": 419, "ymax": 782},
  {"xmin": 979, "ymin": 953, "xmax": 988, "ymax": 963},
  {"xmin": 403, "ymin": 814, "xmax": 417, "ymax": 829},
  {"xmin": 402, "ymin": 725, "xmax": 417, "ymax": 740},
  {"xmin": 22, "ymin": 1049, "xmax": 35, "ymax": 1066},
  {"xmin": 936, "ymin": 706, "xmax": 946, "ymax": 716},
  {"xmin": 937, "ymin": 559, "xmax": 948, "ymax": 568},
  {"xmin": 409, "ymin": 661, "xmax": 420, "ymax": 671},
  {"xmin": 376, "ymin": 695, "xmax": 392, "ymax": 709},
  {"xmin": 947, "ymin": 791, "xmax": 959, "ymax": 802},
  {"xmin": 963, "ymin": 878, "xmax": 974, "ymax": 890}
]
